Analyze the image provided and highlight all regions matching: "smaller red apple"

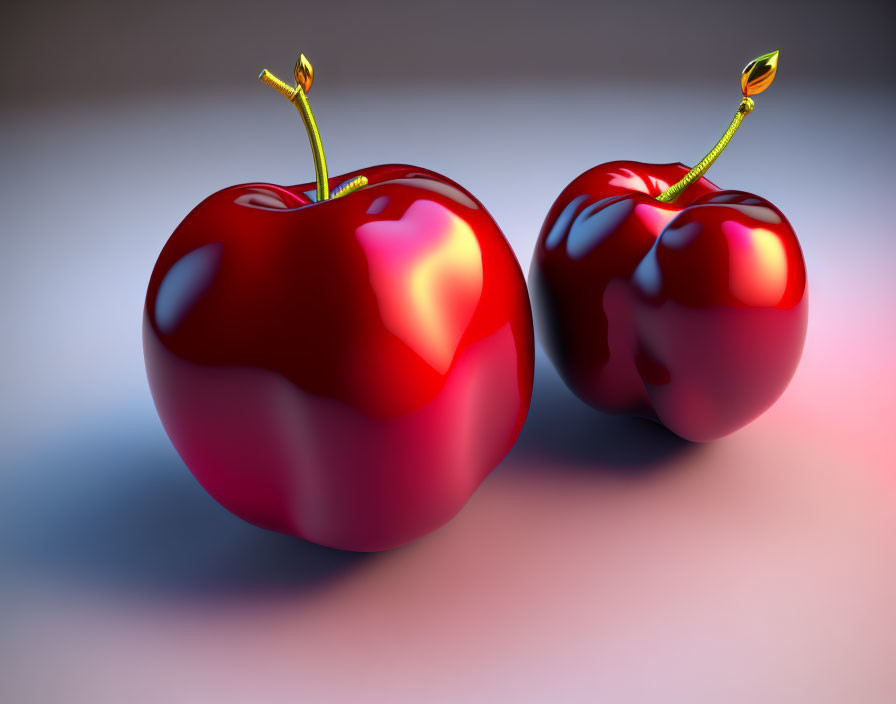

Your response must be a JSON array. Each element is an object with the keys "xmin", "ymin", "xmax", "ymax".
[{"xmin": 529, "ymin": 51, "xmax": 807, "ymax": 441}]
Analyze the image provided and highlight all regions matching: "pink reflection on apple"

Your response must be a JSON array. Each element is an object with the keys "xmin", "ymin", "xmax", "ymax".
[
  {"xmin": 722, "ymin": 220, "xmax": 788, "ymax": 307},
  {"xmin": 356, "ymin": 199, "xmax": 484, "ymax": 373}
]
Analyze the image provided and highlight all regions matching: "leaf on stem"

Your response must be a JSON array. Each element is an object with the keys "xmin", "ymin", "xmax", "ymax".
[
  {"xmin": 741, "ymin": 50, "xmax": 779, "ymax": 96},
  {"xmin": 295, "ymin": 53, "xmax": 314, "ymax": 93}
]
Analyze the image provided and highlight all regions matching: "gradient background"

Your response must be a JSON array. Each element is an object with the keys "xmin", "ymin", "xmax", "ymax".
[{"xmin": 2, "ymin": 1, "xmax": 896, "ymax": 701}]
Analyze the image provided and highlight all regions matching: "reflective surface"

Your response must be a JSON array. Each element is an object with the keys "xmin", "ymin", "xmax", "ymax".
[
  {"xmin": 144, "ymin": 165, "xmax": 534, "ymax": 551},
  {"xmin": 530, "ymin": 161, "xmax": 807, "ymax": 441},
  {"xmin": 5, "ymin": 80, "xmax": 895, "ymax": 704}
]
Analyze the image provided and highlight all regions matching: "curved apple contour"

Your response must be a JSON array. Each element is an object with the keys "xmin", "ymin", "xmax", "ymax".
[
  {"xmin": 532, "ymin": 53, "xmax": 802, "ymax": 441},
  {"xmin": 629, "ymin": 194, "xmax": 807, "ymax": 441},
  {"xmin": 144, "ymin": 167, "xmax": 534, "ymax": 551},
  {"xmin": 144, "ymin": 318, "xmax": 522, "ymax": 550},
  {"xmin": 530, "ymin": 161, "xmax": 806, "ymax": 442}
]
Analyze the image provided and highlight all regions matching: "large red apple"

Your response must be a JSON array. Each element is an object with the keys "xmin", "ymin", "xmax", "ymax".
[{"xmin": 143, "ymin": 57, "xmax": 534, "ymax": 551}]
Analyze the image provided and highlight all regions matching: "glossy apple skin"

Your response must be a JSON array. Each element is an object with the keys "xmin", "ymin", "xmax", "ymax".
[
  {"xmin": 529, "ymin": 161, "xmax": 807, "ymax": 442},
  {"xmin": 144, "ymin": 165, "xmax": 534, "ymax": 551}
]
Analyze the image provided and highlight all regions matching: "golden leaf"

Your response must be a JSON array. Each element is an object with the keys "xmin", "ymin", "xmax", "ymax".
[
  {"xmin": 295, "ymin": 53, "xmax": 314, "ymax": 93},
  {"xmin": 741, "ymin": 50, "xmax": 779, "ymax": 97}
]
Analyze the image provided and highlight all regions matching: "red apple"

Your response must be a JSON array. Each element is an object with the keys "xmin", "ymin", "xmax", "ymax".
[
  {"xmin": 143, "ymin": 57, "xmax": 534, "ymax": 551},
  {"xmin": 529, "ymin": 51, "xmax": 807, "ymax": 441}
]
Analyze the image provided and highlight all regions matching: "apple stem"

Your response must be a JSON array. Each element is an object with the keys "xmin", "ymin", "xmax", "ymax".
[
  {"xmin": 655, "ymin": 97, "xmax": 753, "ymax": 203},
  {"xmin": 259, "ymin": 55, "xmax": 330, "ymax": 201},
  {"xmin": 655, "ymin": 50, "xmax": 779, "ymax": 203},
  {"xmin": 332, "ymin": 175, "xmax": 369, "ymax": 199}
]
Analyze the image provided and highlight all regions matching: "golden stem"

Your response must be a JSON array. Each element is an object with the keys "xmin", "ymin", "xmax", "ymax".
[
  {"xmin": 332, "ymin": 175, "xmax": 369, "ymax": 199},
  {"xmin": 259, "ymin": 62, "xmax": 329, "ymax": 201},
  {"xmin": 656, "ymin": 96, "xmax": 754, "ymax": 203},
  {"xmin": 654, "ymin": 51, "xmax": 779, "ymax": 203}
]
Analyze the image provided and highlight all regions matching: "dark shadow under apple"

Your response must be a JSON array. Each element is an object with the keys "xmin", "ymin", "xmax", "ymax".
[
  {"xmin": 0, "ymin": 402, "xmax": 370, "ymax": 603},
  {"xmin": 506, "ymin": 351, "xmax": 698, "ymax": 475},
  {"xmin": 1, "ymin": 353, "xmax": 694, "ymax": 603}
]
